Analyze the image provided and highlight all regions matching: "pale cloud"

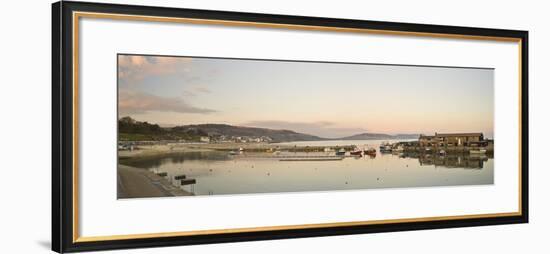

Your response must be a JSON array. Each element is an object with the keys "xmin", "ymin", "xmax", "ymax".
[
  {"xmin": 118, "ymin": 55, "xmax": 191, "ymax": 82},
  {"xmin": 243, "ymin": 120, "xmax": 368, "ymax": 139},
  {"xmin": 119, "ymin": 90, "xmax": 216, "ymax": 114},
  {"xmin": 194, "ymin": 86, "xmax": 211, "ymax": 93},
  {"xmin": 182, "ymin": 85, "xmax": 212, "ymax": 97}
]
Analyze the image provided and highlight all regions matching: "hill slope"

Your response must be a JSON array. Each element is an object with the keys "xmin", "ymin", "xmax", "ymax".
[
  {"xmin": 341, "ymin": 133, "xmax": 419, "ymax": 140},
  {"xmin": 172, "ymin": 124, "xmax": 326, "ymax": 142},
  {"xmin": 119, "ymin": 117, "xmax": 419, "ymax": 142}
]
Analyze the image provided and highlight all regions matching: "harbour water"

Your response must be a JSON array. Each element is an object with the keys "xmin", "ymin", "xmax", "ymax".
[{"xmin": 120, "ymin": 140, "xmax": 494, "ymax": 196}]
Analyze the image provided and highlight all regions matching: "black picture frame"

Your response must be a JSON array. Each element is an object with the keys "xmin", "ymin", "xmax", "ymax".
[{"xmin": 52, "ymin": 1, "xmax": 528, "ymax": 252}]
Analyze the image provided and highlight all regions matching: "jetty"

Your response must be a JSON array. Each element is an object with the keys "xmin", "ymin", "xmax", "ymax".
[
  {"xmin": 231, "ymin": 153, "xmax": 360, "ymax": 161},
  {"xmin": 117, "ymin": 164, "xmax": 192, "ymax": 198},
  {"xmin": 279, "ymin": 156, "xmax": 345, "ymax": 161}
]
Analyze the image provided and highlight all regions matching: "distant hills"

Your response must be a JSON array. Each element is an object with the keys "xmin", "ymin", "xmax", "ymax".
[
  {"xmin": 171, "ymin": 124, "xmax": 419, "ymax": 142},
  {"xmin": 340, "ymin": 133, "xmax": 419, "ymax": 140},
  {"xmin": 118, "ymin": 117, "xmax": 419, "ymax": 142},
  {"xmin": 172, "ymin": 124, "xmax": 325, "ymax": 143}
]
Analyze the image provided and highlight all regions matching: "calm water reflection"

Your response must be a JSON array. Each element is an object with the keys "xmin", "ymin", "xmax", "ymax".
[{"xmin": 121, "ymin": 140, "xmax": 493, "ymax": 196}]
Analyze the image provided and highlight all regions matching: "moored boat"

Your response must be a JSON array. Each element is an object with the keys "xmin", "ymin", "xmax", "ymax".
[
  {"xmin": 335, "ymin": 148, "xmax": 346, "ymax": 156},
  {"xmin": 469, "ymin": 149, "xmax": 487, "ymax": 154},
  {"xmin": 379, "ymin": 142, "xmax": 392, "ymax": 153},
  {"xmin": 392, "ymin": 145, "xmax": 404, "ymax": 153},
  {"xmin": 350, "ymin": 150, "xmax": 363, "ymax": 156},
  {"xmin": 364, "ymin": 148, "xmax": 377, "ymax": 156}
]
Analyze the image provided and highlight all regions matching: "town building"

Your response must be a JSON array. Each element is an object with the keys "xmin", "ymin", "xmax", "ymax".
[{"xmin": 418, "ymin": 132, "xmax": 486, "ymax": 147}]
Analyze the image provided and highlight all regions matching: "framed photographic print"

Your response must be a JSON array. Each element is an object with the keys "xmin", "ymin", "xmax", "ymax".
[{"xmin": 52, "ymin": 1, "xmax": 528, "ymax": 252}]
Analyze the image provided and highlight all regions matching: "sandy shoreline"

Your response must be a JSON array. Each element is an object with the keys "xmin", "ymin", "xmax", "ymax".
[
  {"xmin": 118, "ymin": 142, "xmax": 357, "ymax": 159},
  {"xmin": 119, "ymin": 142, "xmax": 269, "ymax": 158}
]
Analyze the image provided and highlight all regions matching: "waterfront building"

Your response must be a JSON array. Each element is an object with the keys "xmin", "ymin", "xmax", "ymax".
[{"xmin": 419, "ymin": 133, "xmax": 486, "ymax": 147}]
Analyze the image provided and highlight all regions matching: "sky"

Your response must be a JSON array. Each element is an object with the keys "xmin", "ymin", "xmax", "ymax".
[{"xmin": 118, "ymin": 54, "xmax": 494, "ymax": 139}]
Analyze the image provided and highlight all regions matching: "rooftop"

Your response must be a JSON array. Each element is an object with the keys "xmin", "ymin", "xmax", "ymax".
[{"xmin": 435, "ymin": 133, "xmax": 483, "ymax": 137}]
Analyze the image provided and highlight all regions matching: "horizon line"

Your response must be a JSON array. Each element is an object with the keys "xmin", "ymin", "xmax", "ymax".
[{"xmin": 118, "ymin": 116, "xmax": 492, "ymax": 139}]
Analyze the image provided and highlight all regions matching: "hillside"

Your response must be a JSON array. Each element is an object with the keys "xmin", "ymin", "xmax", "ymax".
[
  {"xmin": 118, "ymin": 116, "xmax": 207, "ymax": 141},
  {"xmin": 118, "ymin": 117, "xmax": 326, "ymax": 142},
  {"xmin": 172, "ymin": 124, "xmax": 326, "ymax": 142},
  {"xmin": 119, "ymin": 117, "xmax": 419, "ymax": 142},
  {"xmin": 341, "ymin": 133, "xmax": 419, "ymax": 140}
]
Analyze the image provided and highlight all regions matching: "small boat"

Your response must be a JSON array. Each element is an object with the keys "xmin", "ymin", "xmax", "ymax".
[
  {"xmin": 335, "ymin": 148, "xmax": 346, "ymax": 156},
  {"xmin": 379, "ymin": 142, "xmax": 392, "ymax": 153},
  {"xmin": 350, "ymin": 150, "xmax": 363, "ymax": 156},
  {"xmin": 470, "ymin": 149, "xmax": 487, "ymax": 154},
  {"xmin": 364, "ymin": 148, "xmax": 377, "ymax": 156},
  {"xmin": 392, "ymin": 145, "xmax": 404, "ymax": 153},
  {"xmin": 439, "ymin": 150, "xmax": 446, "ymax": 156},
  {"xmin": 228, "ymin": 151, "xmax": 238, "ymax": 155}
]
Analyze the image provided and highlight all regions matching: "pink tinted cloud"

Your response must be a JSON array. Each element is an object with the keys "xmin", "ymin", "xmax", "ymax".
[{"xmin": 118, "ymin": 55, "xmax": 191, "ymax": 82}]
